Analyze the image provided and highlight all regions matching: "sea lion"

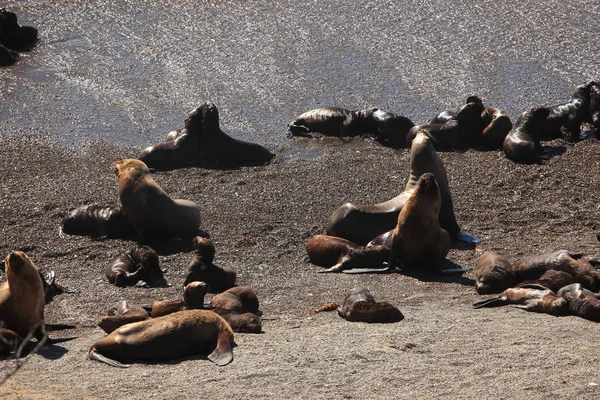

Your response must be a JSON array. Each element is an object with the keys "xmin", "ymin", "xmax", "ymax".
[
  {"xmin": 368, "ymin": 109, "xmax": 415, "ymax": 148},
  {"xmin": 405, "ymin": 97, "xmax": 486, "ymax": 150},
  {"xmin": 113, "ymin": 158, "xmax": 201, "ymax": 244},
  {"xmin": 388, "ymin": 173, "xmax": 450, "ymax": 273},
  {"xmin": 193, "ymin": 102, "xmax": 274, "ymax": 167},
  {"xmin": 211, "ymin": 308, "xmax": 262, "ymax": 333},
  {"xmin": 473, "ymin": 284, "xmax": 568, "ymax": 316},
  {"xmin": 512, "ymin": 250, "xmax": 600, "ymax": 291},
  {"xmin": 519, "ymin": 269, "xmax": 576, "ymax": 293},
  {"xmin": 150, "ymin": 281, "xmax": 209, "ymax": 318},
  {"xmin": 105, "ymin": 245, "xmax": 168, "ymax": 287},
  {"xmin": 0, "ymin": 251, "xmax": 76, "ymax": 355},
  {"xmin": 337, "ymin": 287, "xmax": 403, "ymax": 323},
  {"xmin": 97, "ymin": 301, "xmax": 150, "ymax": 334},
  {"xmin": 59, "ymin": 204, "xmax": 135, "ymax": 240},
  {"xmin": 479, "ymin": 107, "xmax": 513, "ymax": 149},
  {"xmin": 475, "ymin": 251, "xmax": 517, "ymax": 294},
  {"xmin": 0, "ymin": 8, "xmax": 38, "ymax": 52},
  {"xmin": 0, "ymin": 44, "xmax": 16, "ymax": 66},
  {"xmin": 503, "ymin": 107, "xmax": 551, "ymax": 164},
  {"xmin": 89, "ymin": 310, "xmax": 235, "ymax": 367},
  {"xmin": 327, "ymin": 130, "xmax": 477, "ymax": 245},
  {"xmin": 557, "ymin": 283, "xmax": 600, "ymax": 322},
  {"xmin": 137, "ymin": 129, "xmax": 199, "ymax": 169},
  {"xmin": 209, "ymin": 286, "xmax": 260, "ymax": 315},
  {"xmin": 304, "ymin": 235, "xmax": 390, "ymax": 273},
  {"xmin": 184, "ymin": 237, "xmax": 236, "ymax": 292},
  {"xmin": 590, "ymin": 83, "xmax": 600, "ymax": 131}
]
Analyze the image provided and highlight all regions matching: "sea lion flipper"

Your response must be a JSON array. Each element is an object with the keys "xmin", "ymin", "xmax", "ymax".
[
  {"xmin": 207, "ymin": 338, "xmax": 234, "ymax": 366},
  {"xmin": 317, "ymin": 262, "xmax": 345, "ymax": 273},
  {"xmin": 517, "ymin": 283, "xmax": 550, "ymax": 290},
  {"xmin": 439, "ymin": 266, "xmax": 472, "ymax": 275},
  {"xmin": 89, "ymin": 348, "xmax": 131, "ymax": 368},
  {"xmin": 341, "ymin": 267, "xmax": 397, "ymax": 274},
  {"xmin": 456, "ymin": 231, "xmax": 480, "ymax": 244},
  {"xmin": 46, "ymin": 335, "xmax": 77, "ymax": 344},
  {"xmin": 472, "ymin": 297, "xmax": 505, "ymax": 308}
]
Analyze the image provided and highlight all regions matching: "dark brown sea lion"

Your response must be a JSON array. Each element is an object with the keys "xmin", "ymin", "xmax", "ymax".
[
  {"xmin": 211, "ymin": 308, "xmax": 262, "ymax": 333},
  {"xmin": 0, "ymin": 44, "xmax": 16, "ymax": 66},
  {"xmin": 89, "ymin": 310, "xmax": 235, "ymax": 367},
  {"xmin": 97, "ymin": 301, "xmax": 150, "ymax": 334},
  {"xmin": 327, "ymin": 130, "xmax": 477, "ymax": 245},
  {"xmin": 337, "ymin": 287, "xmax": 403, "ymax": 323},
  {"xmin": 184, "ymin": 237, "xmax": 236, "ymax": 292},
  {"xmin": 512, "ymin": 250, "xmax": 600, "ymax": 291},
  {"xmin": 369, "ymin": 109, "xmax": 415, "ymax": 148},
  {"xmin": 406, "ymin": 98, "xmax": 485, "ymax": 150},
  {"xmin": 304, "ymin": 234, "xmax": 390, "ymax": 273},
  {"xmin": 137, "ymin": 129, "xmax": 199, "ymax": 169},
  {"xmin": 113, "ymin": 158, "xmax": 201, "ymax": 244},
  {"xmin": 209, "ymin": 286, "xmax": 260, "ymax": 315},
  {"xmin": 473, "ymin": 284, "xmax": 568, "ymax": 316},
  {"xmin": 388, "ymin": 173, "xmax": 450, "ymax": 272},
  {"xmin": 557, "ymin": 283, "xmax": 600, "ymax": 322},
  {"xmin": 503, "ymin": 107, "xmax": 551, "ymax": 164},
  {"xmin": 59, "ymin": 204, "xmax": 135, "ymax": 240},
  {"xmin": 519, "ymin": 269, "xmax": 576, "ymax": 293},
  {"xmin": 194, "ymin": 102, "xmax": 274, "ymax": 167},
  {"xmin": 0, "ymin": 8, "xmax": 38, "ymax": 52},
  {"xmin": 150, "ymin": 281, "xmax": 209, "ymax": 318},
  {"xmin": 105, "ymin": 245, "xmax": 168, "ymax": 287},
  {"xmin": 475, "ymin": 251, "xmax": 517, "ymax": 294},
  {"xmin": 479, "ymin": 107, "xmax": 513, "ymax": 149},
  {"xmin": 590, "ymin": 83, "xmax": 600, "ymax": 131},
  {"xmin": 0, "ymin": 252, "xmax": 76, "ymax": 355}
]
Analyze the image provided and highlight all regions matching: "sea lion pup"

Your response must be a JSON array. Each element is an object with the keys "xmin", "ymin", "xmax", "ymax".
[
  {"xmin": 288, "ymin": 107, "xmax": 372, "ymax": 137},
  {"xmin": 304, "ymin": 235, "xmax": 390, "ymax": 273},
  {"xmin": 137, "ymin": 129, "xmax": 199, "ymax": 169},
  {"xmin": 557, "ymin": 283, "xmax": 600, "ymax": 322},
  {"xmin": 503, "ymin": 107, "xmax": 551, "ymax": 164},
  {"xmin": 97, "ymin": 300, "xmax": 150, "ymax": 334},
  {"xmin": 59, "ymin": 204, "xmax": 135, "ymax": 239},
  {"xmin": 590, "ymin": 83, "xmax": 600, "ymax": 131},
  {"xmin": 337, "ymin": 287, "xmax": 403, "ymax": 323},
  {"xmin": 405, "ymin": 97, "xmax": 485, "ymax": 150},
  {"xmin": 368, "ymin": 109, "xmax": 415, "ymax": 148},
  {"xmin": 0, "ymin": 8, "xmax": 38, "ymax": 52},
  {"xmin": 388, "ymin": 173, "xmax": 450, "ymax": 273},
  {"xmin": 479, "ymin": 107, "xmax": 513, "ymax": 149},
  {"xmin": 192, "ymin": 102, "xmax": 274, "ymax": 167},
  {"xmin": 210, "ymin": 286, "xmax": 260, "ymax": 314},
  {"xmin": 473, "ymin": 284, "xmax": 568, "ymax": 316},
  {"xmin": 210, "ymin": 309, "xmax": 262, "ymax": 333},
  {"xmin": 475, "ymin": 251, "xmax": 517, "ymax": 295},
  {"xmin": 89, "ymin": 310, "xmax": 235, "ymax": 367},
  {"xmin": 184, "ymin": 237, "xmax": 236, "ymax": 292},
  {"xmin": 150, "ymin": 281, "xmax": 209, "ymax": 318},
  {"xmin": 113, "ymin": 158, "xmax": 201, "ymax": 244},
  {"xmin": 328, "ymin": 130, "xmax": 476, "ymax": 245},
  {"xmin": 512, "ymin": 250, "xmax": 600, "ymax": 291},
  {"xmin": 0, "ymin": 252, "xmax": 76, "ymax": 355},
  {"xmin": 105, "ymin": 245, "xmax": 168, "ymax": 287}
]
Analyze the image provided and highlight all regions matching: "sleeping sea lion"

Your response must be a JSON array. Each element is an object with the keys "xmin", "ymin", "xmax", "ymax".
[
  {"xmin": 150, "ymin": 281, "xmax": 209, "ymax": 318},
  {"xmin": 475, "ymin": 251, "xmax": 517, "ymax": 294},
  {"xmin": 113, "ymin": 158, "xmax": 201, "ymax": 244},
  {"xmin": 209, "ymin": 286, "xmax": 260, "ymax": 315},
  {"xmin": 337, "ymin": 287, "xmax": 403, "ymax": 323},
  {"xmin": 59, "ymin": 204, "xmax": 135, "ymax": 240},
  {"xmin": 89, "ymin": 310, "xmax": 235, "ymax": 367},
  {"xmin": 97, "ymin": 300, "xmax": 150, "ymax": 334},
  {"xmin": 473, "ymin": 284, "xmax": 568, "ymax": 316},
  {"xmin": 557, "ymin": 283, "xmax": 600, "ymax": 322},
  {"xmin": 105, "ymin": 245, "xmax": 168, "ymax": 287}
]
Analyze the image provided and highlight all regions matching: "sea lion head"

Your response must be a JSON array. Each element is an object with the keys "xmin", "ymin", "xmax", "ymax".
[
  {"xmin": 193, "ymin": 236, "xmax": 216, "ymax": 264},
  {"xmin": 415, "ymin": 172, "xmax": 440, "ymax": 200},
  {"xmin": 183, "ymin": 281, "xmax": 210, "ymax": 308},
  {"xmin": 199, "ymin": 102, "xmax": 221, "ymax": 133},
  {"xmin": 134, "ymin": 246, "xmax": 167, "ymax": 287},
  {"xmin": 112, "ymin": 158, "xmax": 150, "ymax": 177},
  {"xmin": 5, "ymin": 251, "xmax": 39, "ymax": 282}
]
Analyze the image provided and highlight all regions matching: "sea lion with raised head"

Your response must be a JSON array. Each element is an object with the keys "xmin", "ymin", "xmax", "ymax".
[
  {"xmin": 184, "ymin": 237, "xmax": 236, "ymax": 292},
  {"xmin": 113, "ymin": 158, "xmax": 201, "ymax": 244},
  {"xmin": 337, "ymin": 287, "xmax": 403, "ymax": 323},
  {"xmin": 105, "ymin": 245, "xmax": 168, "ymax": 287},
  {"xmin": 97, "ymin": 300, "xmax": 150, "ymax": 334},
  {"xmin": 557, "ymin": 283, "xmax": 600, "ymax": 322},
  {"xmin": 503, "ymin": 107, "xmax": 551, "ymax": 164},
  {"xmin": 473, "ymin": 284, "xmax": 568, "ymax": 316},
  {"xmin": 0, "ymin": 8, "xmax": 38, "ymax": 52},
  {"xmin": 475, "ymin": 251, "xmax": 517, "ymax": 294},
  {"xmin": 304, "ymin": 234, "xmax": 390, "ymax": 273},
  {"xmin": 89, "ymin": 310, "xmax": 235, "ymax": 367},
  {"xmin": 388, "ymin": 173, "xmax": 450, "ymax": 273},
  {"xmin": 59, "ymin": 204, "xmax": 135, "ymax": 240},
  {"xmin": 327, "ymin": 130, "xmax": 477, "ymax": 245},
  {"xmin": 0, "ymin": 252, "xmax": 76, "ymax": 355},
  {"xmin": 150, "ymin": 281, "xmax": 209, "ymax": 318}
]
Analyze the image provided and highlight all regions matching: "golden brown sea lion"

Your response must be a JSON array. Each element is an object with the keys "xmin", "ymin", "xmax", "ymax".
[
  {"xmin": 473, "ymin": 284, "xmax": 568, "ymax": 316},
  {"xmin": 150, "ymin": 281, "xmax": 209, "ymax": 318},
  {"xmin": 113, "ymin": 158, "xmax": 201, "ymax": 244},
  {"xmin": 388, "ymin": 173, "xmax": 450, "ymax": 273},
  {"xmin": 0, "ymin": 251, "xmax": 76, "ymax": 355},
  {"xmin": 184, "ymin": 237, "xmax": 237, "ymax": 292},
  {"xmin": 327, "ymin": 130, "xmax": 476, "ymax": 245},
  {"xmin": 97, "ymin": 300, "xmax": 150, "ymax": 334},
  {"xmin": 475, "ymin": 251, "xmax": 517, "ymax": 294},
  {"xmin": 304, "ymin": 234, "xmax": 390, "ymax": 273},
  {"xmin": 89, "ymin": 310, "xmax": 234, "ymax": 367}
]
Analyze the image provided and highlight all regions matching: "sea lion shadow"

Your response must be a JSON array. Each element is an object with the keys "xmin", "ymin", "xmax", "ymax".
[
  {"xmin": 36, "ymin": 343, "xmax": 69, "ymax": 360},
  {"xmin": 400, "ymin": 260, "xmax": 475, "ymax": 286},
  {"xmin": 451, "ymin": 240, "xmax": 477, "ymax": 251},
  {"xmin": 541, "ymin": 145, "xmax": 566, "ymax": 158}
]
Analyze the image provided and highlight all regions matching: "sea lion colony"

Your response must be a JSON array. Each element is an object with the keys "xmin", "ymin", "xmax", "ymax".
[{"xmin": 2, "ymin": 9, "xmax": 600, "ymax": 368}]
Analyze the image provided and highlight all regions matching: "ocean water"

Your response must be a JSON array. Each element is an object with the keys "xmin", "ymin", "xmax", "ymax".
[{"xmin": 1, "ymin": 0, "xmax": 598, "ymax": 156}]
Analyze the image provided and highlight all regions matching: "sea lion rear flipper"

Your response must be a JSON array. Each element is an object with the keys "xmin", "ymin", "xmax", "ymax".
[
  {"xmin": 46, "ymin": 335, "xmax": 77, "ymax": 344},
  {"xmin": 341, "ymin": 266, "xmax": 398, "ymax": 274},
  {"xmin": 456, "ymin": 231, "xmax": 480, "ymax": 244},
  {"xmin": 439, "ymin": 266, "xmax": 472, "ymax": 275},
  {"xmin": 207, "ymin": 340, "xmax": 234, "ymax": 366},
  {"xmin": 88, "ymin": 348, "xmax": 131, "ymax": 368},
  {"xmin": 517, "ymin": 283, "xmax": 550, "ymax": 291},
  {"xmin": 317, "ymin": 262, "xmax": 346, "ymax": 273},
  {"xmin": 472, "ymin": 297, "xmax": 506, "ymax": 308}
]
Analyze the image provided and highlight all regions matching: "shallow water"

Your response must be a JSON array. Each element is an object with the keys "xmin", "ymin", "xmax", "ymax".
[{"xmin": 0, "ymin": 0, "xmax": 598, "ymax": 158}]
